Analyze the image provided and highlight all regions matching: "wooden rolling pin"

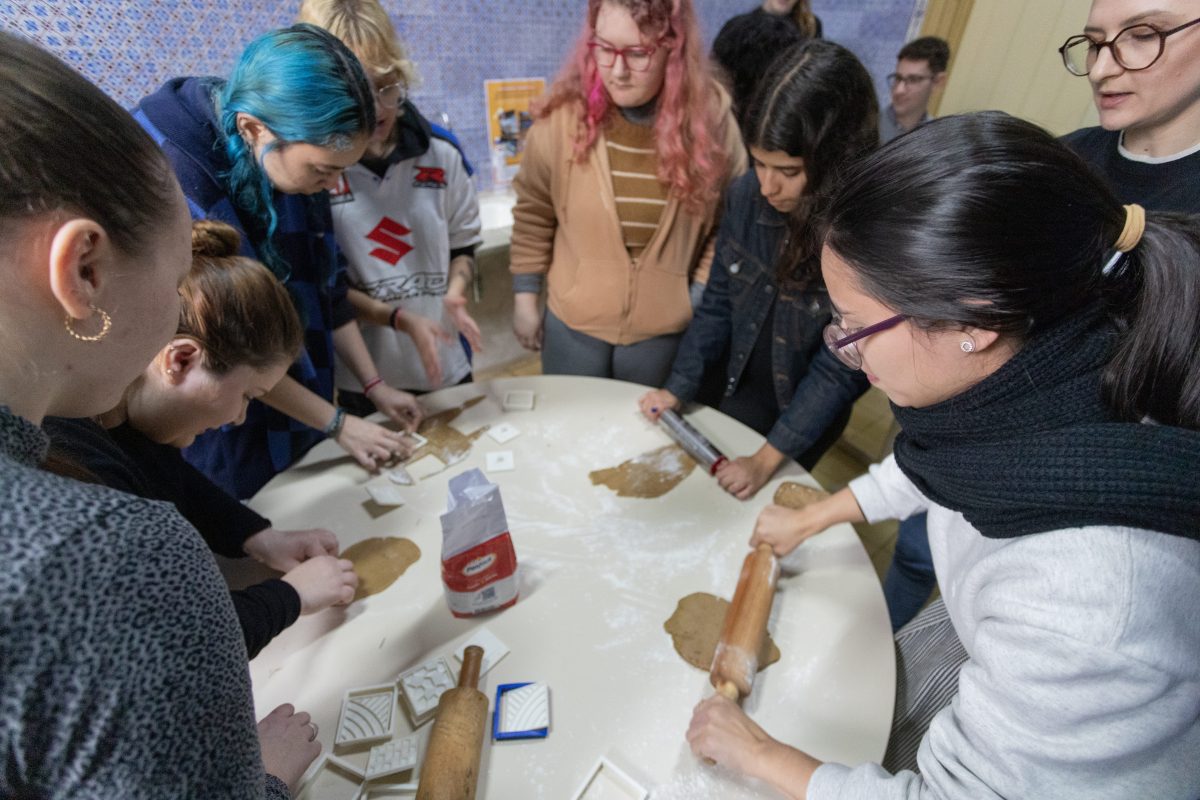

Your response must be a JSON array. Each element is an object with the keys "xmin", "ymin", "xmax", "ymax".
[
  {"xmin": 710, "ymin": 543, "xmax": 780, "ymax": 700},
  {"xmin": 416, "ymin": 645, "xmax": 488, "ymax": 800}
]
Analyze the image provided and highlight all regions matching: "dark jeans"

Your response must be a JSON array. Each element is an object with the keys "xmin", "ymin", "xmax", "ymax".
[{"xmin": 883, "ymin": 512, "xmax": 937, "ymax": 632}]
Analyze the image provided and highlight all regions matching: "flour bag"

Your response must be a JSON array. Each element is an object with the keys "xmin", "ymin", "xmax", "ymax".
[{"xmin": 439, "ymin": 468, "xmax": 519, "ymax": 617}]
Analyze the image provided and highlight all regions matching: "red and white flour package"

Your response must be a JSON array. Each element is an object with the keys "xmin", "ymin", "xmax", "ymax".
[{"xmin": 439, "ymin": 469, "xmax": 519, "ymax": 617}]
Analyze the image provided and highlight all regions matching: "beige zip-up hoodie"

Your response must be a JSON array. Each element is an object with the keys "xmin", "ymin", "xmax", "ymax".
[{"xmin": 509, "ymin": 85, "xmax": 745, "ymax": 346}]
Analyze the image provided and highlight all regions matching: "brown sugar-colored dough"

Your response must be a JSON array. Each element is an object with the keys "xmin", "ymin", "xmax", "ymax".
[
  {"xmin": 341, "ymin": 537, "xmax": 421, "ymax": 601},
  {"xmin": 589, "ymin": 444, "xmax": 697, "ymax": 499},
  {"xmin": 773, "ymin": 481, "xmax": 830, "ymax": 510},
  {"xmin": 663, "ymin": 592, "xmax": 780, "ymax": 673},
  {"xmin": 400, "ymin": 395, "xmax": 488, "ymax": 467}
]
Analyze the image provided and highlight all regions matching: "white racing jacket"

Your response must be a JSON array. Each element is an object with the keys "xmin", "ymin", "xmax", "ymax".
[{"xmin": 331, "ymin": 105, "xmax": 482, "ymax": 392}]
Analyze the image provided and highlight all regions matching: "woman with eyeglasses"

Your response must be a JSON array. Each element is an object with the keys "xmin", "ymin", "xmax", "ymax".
[
  {"xmin": 510, "ymin": 0, "xmax": 746, "ymax": 386},
  {"xmin": 687, "ymin": 112, "xmax": 1200, "ymax": 799},
  {"xmin": 1059, "ymin": 0, "xmax": 1200, "ymax": 213},
  {"xmin": 298, "ymin": 0, "xmax": 485, "ymax": 404},
  {"xmin": 134, "ymin": 24, "xmax": 422, "ymax": 500},
  {"xmin": 639, "ymin": 41, "xmax": 875, "ymax": 500}
]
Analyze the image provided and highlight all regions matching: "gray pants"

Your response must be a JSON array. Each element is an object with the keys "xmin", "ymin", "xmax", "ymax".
[{"xmin": 541, "ymin": 308, "xmax": 682, "ymax": 387}]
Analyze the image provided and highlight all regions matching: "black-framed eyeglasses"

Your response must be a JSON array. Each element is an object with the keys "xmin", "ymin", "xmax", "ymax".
[
  {"xmin": 587, "ymin": 38, "xmax": 664, "ymax": 72},
  {"xmin": 823, "ymin": 314, "xmax": 906, "ymax": 370},
  {"xmin": 886, "ymin": 72, "xmax": 933, "ymax": 88},
  {"xmin": 374, "ymin": 81, "xmax": 407, "ymax": 109},
  {"xmin": 1059, "ymin": 15, "xmax": 1200, "ymax": 76}
]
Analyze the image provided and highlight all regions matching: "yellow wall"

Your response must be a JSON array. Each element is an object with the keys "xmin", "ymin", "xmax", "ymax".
[{"xmin": 936, "ymin": 0, "xmax": 1099, "ymax": 135}]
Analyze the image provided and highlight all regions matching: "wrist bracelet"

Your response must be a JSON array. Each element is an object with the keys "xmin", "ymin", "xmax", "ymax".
[
  {"xmin": 363, "ymin": 376, "xmax": 384, "ymax": 395},
  {"xmin": 323, "ymin": 406, "xmax": 347, "ymax": 438},
  {"xmin": 388, "ymin": 307, "xmax": 401, "ymax": 329}
]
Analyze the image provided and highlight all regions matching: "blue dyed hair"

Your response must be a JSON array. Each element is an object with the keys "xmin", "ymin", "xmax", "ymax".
[{"xmin": 216, "ymin": 23, "xmax": 375, "ymax": 277}]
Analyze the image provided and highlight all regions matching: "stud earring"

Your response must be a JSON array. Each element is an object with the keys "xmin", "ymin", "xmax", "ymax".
[
  {"xmin": 64, "ymin": 304, "xmax": 112, "ymax": 342},
  {"xmin": 960, "ymin": 340, "xmax": 975, "ymax": 353}
]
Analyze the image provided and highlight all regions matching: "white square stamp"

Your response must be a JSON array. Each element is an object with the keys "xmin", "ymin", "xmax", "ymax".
[
  {"xmin": 487, "ymin": 422, "xmax": 520, "ymax": 444},
  {"xmin": 366, "ymin": 484, "xmax": 406, "ymax": 506},
  {"xmin": 485, "ymin": 451, "xmax": 515, "ymax": 472}
]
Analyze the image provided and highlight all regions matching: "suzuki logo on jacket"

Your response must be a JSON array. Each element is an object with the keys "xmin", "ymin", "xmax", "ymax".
[{"xmin": 366, "ymin": 217, "xmax": 413, "ymax": 264}]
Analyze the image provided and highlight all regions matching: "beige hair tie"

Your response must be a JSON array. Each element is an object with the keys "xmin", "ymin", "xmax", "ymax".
[{"xmin": 1114, "ymin": 203, "xmax": 1145, "ymax": 252}]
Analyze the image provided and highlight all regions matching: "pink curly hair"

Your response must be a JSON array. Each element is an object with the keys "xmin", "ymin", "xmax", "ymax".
[{"xmin": 534, "ymin": 0, "xmax": 729, "ymax": 213}]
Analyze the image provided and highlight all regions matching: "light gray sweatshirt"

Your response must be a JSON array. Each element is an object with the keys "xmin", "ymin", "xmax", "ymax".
[{"xmin": 810, "ymin": 454, "xmax": 1200, "ymax": 800}]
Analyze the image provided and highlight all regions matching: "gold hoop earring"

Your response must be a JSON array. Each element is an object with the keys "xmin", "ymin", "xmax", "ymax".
[{"xmin": 64, "ymin": 304, "xmax": 112, "ymax": 342}]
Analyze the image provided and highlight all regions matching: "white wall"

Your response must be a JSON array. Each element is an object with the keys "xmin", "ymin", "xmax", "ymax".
[{"xmin": 938, "ymin": 0, "xmax": 1099, "ymax": 135}]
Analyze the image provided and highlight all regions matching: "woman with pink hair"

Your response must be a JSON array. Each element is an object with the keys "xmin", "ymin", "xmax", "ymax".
[{"xmin": 510, "ymin": 0, "xmax": 745, "ymax": 385}]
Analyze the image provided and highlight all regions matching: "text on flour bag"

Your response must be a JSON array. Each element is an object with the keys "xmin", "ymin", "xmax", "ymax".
[{"xmin": 439, "ymin": 468, "xmax": 519, "ymax": 617}]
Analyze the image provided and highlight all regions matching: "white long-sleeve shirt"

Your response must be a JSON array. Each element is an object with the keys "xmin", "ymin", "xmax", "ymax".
[{"xmin": 809, "ymin": 455, "xmax": 1200, "ymax": 800}]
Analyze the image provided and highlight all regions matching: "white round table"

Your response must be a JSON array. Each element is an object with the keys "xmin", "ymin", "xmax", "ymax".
[{"xmin": 241, "ymin": 375, "xmax": 894, "ymax": 799}]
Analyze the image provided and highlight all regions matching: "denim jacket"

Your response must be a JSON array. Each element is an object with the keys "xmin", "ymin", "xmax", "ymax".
[{"xmin": 664, "ymin": 170, "xmax": 868, "ymax": 458}]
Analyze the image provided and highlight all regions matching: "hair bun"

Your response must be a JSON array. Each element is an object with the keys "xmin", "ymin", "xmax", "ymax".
[{"xmin": 191, "ymin": 220, "xmax": 243, "ymax": 258}]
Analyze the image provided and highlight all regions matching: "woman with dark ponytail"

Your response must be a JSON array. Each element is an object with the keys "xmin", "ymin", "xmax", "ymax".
[
  {"xmin": 640, "ymin": 40, "xmax": 875, "ymax": 498},
  {"xmin": 687, "ymin": 112, "xmax": 1200, "ymax": 799}
]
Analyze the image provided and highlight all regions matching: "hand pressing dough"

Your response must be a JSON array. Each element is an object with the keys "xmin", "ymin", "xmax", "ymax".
[
  {"xmin": 773, "ymin": 481, "xmax": 830, "ymax": 510},
  {"xmin": 663, "ymin": 592, "xmax": 781, "ymax": 673},
  {"xmin": 340, "ymin": 537, "xmax": 421, "ymax": 602},
  {"xmin": 589, "ymin": 444, "xmax": 697, "ymax": 499}
]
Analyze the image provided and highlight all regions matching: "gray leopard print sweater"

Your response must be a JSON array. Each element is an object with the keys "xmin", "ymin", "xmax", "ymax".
[{"xmin": 0, "ymin": 407, "xmax": 289, "ymax": 799}]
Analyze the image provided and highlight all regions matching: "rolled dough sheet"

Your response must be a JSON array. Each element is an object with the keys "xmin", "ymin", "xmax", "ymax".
[
  {"xmin": 341, "ymin": 537, "xmax": 421, "ymax": 602},
  {"xmin": 663, "ymin": 592, "xmax": 780, "ymax": 673},
  {"xmin": 773, "ymin": 481, "xmax": 830, "ymax": 510},
  {"xmin": 589, "ymin": 444, "xmax": 697, "ymax": 499},
  {"xmin": 407, "ymin": 396, "xmax": 488, "ymax": 466}
]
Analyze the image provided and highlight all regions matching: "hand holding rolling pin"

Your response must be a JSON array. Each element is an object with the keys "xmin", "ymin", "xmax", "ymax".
[
  {"xmin": 751, "ymin": 486, "xmax": 868, "ymax": 557},
  {"xmin": 638, "ymin": 388, "xmax": 681, "ymax": 422},
  {"xmin": 688, "ymin": 544, "xmax": 824, "ymax": 792},
  {"xmin": 689, "ymin": 543, "xmax": 789, "ymax": 770},
  {"xmin": 639, "ymin": 394, "xmax": 779, "ymax": 499}
]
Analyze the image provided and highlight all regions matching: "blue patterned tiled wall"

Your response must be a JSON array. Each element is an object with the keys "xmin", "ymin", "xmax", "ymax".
[{"xmin": 2, "ymin": 1, "xmax": 917, "ymax": 191}]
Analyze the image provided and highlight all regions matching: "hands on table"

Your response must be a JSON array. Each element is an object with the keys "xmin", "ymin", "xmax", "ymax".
[
  {"xmin": 244, "ymin": 527, "xmax": 358, "ymax": 613},
  {"xmin": 336, "ymin": 412, "xmax": 417, "ymax": 473},
  {"xmin": 687, "ymin": 694, "xmax": 820, "ymax": 800},
  {"xmin": 258, "ymin": 703, "xmax": 322, "ymax": 791},
  {"xmin": 638, "ymin": 391, "xmax": 783, "ymax": 500}
]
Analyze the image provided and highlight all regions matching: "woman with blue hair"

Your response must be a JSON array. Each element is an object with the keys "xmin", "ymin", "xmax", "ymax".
[{"xmin": 135, "ymin": 23, "xmax": 423, "ymax": 498}]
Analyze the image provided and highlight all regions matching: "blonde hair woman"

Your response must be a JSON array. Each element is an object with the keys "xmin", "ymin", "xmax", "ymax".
[{"xmin": 299, "ymin": 0, "xmax": 485, "ymax": 404}]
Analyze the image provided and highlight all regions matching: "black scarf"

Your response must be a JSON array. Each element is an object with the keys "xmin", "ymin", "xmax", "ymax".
[{"xmin": 891, "ymin": 309, "xmax": 1200, "ymax": 539}]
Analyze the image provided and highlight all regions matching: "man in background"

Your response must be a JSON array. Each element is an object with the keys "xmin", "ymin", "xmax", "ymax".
[{"xmin": 880, "ymin": 36, "xmax": 950, "ymax": 143}]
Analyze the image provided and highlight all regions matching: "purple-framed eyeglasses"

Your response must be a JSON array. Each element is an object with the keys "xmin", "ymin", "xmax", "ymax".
[{"xmin": 823, "ymin": 314, "xmax": 906, "ymax": 370}]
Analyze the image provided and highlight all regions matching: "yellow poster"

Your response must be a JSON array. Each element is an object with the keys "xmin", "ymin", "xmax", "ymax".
[{"xmin": 485, "ymin": 77, "xmax": 545, "ymax": 186}]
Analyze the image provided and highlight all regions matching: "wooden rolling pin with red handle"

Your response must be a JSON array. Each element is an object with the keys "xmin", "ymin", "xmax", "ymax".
[
  {"xmin": 710, "ymin": 543, "xmax": 780, "ymax": 700},
  {"xmin": 416, "ymin": 645, "xmax": 488, "ymax": 800}
]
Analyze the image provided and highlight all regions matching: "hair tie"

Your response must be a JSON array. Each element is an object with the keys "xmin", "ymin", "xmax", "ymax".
[{"xmin": 1114, "ymin": 203, "xmax": 1145, "ymax": 252}]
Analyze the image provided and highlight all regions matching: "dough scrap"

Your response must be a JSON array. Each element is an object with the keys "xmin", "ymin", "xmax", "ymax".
[
  {"xmin": 402, "ymin": 395, "xmax": 488, "ymax": 467},
  {"xmin": 773, "ymin": 481, "xmax": 830, "ymax": 510},
  {"xmin": 341, "ymin": 537, "xmax": 421, "ymax": 601},
  {"xmin": 663, "ymin": 592, "xmax": 780, "ymax": 673},
  {"xmin": 589, "ymin": 444, "xmax": 697, "ymax": 498}
]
